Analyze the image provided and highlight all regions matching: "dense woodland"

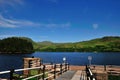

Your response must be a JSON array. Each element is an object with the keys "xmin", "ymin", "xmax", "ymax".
[
  {"xmin": 0, "ymin": 37, "xmax": 34, "ymax": 53},
  {"xmin": 0, "ymin": 36, "xmax": 120, "ymax": 53}
]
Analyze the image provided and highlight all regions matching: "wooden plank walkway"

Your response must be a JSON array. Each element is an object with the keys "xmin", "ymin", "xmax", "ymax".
[
  {"xmin": 71, "ymin": 70, "xmax": 87, "ymax": 80},
  {"xmin": 55, "ymin": 71, "xmax": 76, "ymax": 80},
  {"xmin": 71, "ymin": 70, "xmax": 82, "ymax": 80},
  {"xmin": 55, "ymin": 70, "xmax": 87, "ymax": 80}
]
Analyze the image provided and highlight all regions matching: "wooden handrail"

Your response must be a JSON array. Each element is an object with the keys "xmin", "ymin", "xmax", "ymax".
[
  {"xmin": 0, "ymin": 63, "xmax": 69, "ymax": 80},
  {"xmin": 86, "ymin": 65, "xmax": 96, "ymax": 80},
  {"xmin": 0, "ymin": 70, "xmax": 10, "ymax": 74}
]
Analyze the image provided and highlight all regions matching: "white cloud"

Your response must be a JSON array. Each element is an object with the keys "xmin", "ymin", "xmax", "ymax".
[
  {"xmin": 92, "ymin": 23, "xmax": 99, "ymax": 29},
  {"xmin": 44, "ymin": 22, "xmax": 71, "ymax": 28},
  {"xmin": 0, "ymin": 0, "xmax": 24, "ymax": 7},
  {"xmin": 0, "ymin": 15, "xmax": 40, "ymax": 28},
  {"xmin": 0, "ymin": 15, "xmax": 71, "ymax": 28}
]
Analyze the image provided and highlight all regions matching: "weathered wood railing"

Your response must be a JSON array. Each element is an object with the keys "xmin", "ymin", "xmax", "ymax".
[
  {"xmin": 90, "ymin": 65, "xmax": 120, "ymax": 75},
  {"xmin": 86, "ymin": 65, "xmax": 96, "ymax": 80},
  {"xmin": 0, "ymin": 63, "xmax": 69, "ymax": 80}
]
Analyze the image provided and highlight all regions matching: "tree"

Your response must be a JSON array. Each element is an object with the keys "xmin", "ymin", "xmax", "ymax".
[{"xmin": 0, "ymin": 37, "xmax": 34, "ymax": 53}]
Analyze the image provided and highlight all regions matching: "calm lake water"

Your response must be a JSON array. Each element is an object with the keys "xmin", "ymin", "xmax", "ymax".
[{"xmin": 0, "ymin": 52, "xmax": 120, "ymax": 71}]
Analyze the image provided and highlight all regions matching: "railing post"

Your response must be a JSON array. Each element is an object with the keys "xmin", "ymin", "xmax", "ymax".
[
  {"xmin": 60, "ymin": 64, "xmax": 62, "ymax": 74},
  {"xmin": 54, "ymin": 64, "xmax": 56, "ymax": 79},
  {"xmin": 10, "ymin": 69, "xmax": 14, "ymax": 80},
  {"xmin": 38, "ymin": 66, "xmax": 41, "ymax": 80},
  {"xmin": 42, "ymin": 65, "xmax": 45, "ymax": 80},
  {"xmin": 104, "ymin": 65, "xmax": 106, "ymax": 71},
  {"xmin": 68, "ymin": 63, "xmax": 69, "ymax": 70},
  {"xmin": 90, "ymin": 75, "xmax": 93, "ymax": 80},
  {"xmin": 86, "ymin": 65, "xmax": 89, "ymax": 80},
  {"xmin": 65, "ymin": 63, "xmax": 67, "ymax": 72}
]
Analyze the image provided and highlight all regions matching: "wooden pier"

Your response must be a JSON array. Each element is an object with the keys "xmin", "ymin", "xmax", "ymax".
[{"xmin": 0, "ymin": 57, "xmax": 120, "ymax": 80}]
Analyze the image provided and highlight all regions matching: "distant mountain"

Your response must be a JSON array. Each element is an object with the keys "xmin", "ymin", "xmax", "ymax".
[
  {"xmin": 37, "ymin": 41, "xmax": 54, "ymax": 45},
  {"xmin": 34, "ymin": 36, "xmax": 120, "ymax": 52}
]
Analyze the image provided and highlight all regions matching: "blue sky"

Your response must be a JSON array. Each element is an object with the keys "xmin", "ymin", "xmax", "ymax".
[{"xmin": 0, "ymin": 0, "xmax": 120, "ymax": 42}]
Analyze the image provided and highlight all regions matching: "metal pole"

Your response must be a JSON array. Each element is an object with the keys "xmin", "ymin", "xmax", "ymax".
[
  {"xmin": 88, "ymin": 56, "xmax": 92, "ymax": 66},
  {"xmin": 89, "ymin": 60, "xmax": 91, "ymax": 66}
]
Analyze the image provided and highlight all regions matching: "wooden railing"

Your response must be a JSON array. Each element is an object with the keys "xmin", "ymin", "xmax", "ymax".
[
  {"xmin": 0, "ymin": 63, "xmax": 69, "ymax": 80},
  {"xmin": 86, "ymin": 65, "xmax": 96, "ymax": 80},
  {"xmin": 90, "ymin": 65, "xmax": 120, "ymax": 75},
  {"xmin": 80, "ymin": 70, "xmax": 87, "ymax": 80}
]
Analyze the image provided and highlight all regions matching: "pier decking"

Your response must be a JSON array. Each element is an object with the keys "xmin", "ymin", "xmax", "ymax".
[
  {"xmin": 55, "ymin": 70, "xmax": 87, "ymax": 80},
  {"xmin": 55, "ymin": 71, "xmax": 76, "ymax": 80},
  {"xmin": 71, "ymin": 70, "xmax": 87, "ymax": 80},
  {"xmin": 55, "ymin": 66, "xmax": 87, "ymax": 80},
  {"xmin": 0, "ymin": 56, "xmax": 120, "ymax": 80}
]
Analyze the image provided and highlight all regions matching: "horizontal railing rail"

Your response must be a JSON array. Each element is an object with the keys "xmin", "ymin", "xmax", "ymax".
[
  {"xmin": 0, "ymin": 63, "xmax": 69, "ymax": 80},
  {"xmin": 0, "ymin": 70, "xmax": 10, "ymax": 74}
]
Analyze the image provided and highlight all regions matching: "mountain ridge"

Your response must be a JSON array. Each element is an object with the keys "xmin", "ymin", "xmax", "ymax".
[{"xmin": 34, "ymin": 36, "xmax": 120, "ymax": 52}]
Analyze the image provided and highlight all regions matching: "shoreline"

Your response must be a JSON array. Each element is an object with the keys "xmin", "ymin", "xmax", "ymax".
[
  {"xmin": 0, "ymin": 51, "xmax": 120, "ymax": 54},
  {"xmin": 70, "ymin": 65, "xmax": 86, "ymax": 70}
]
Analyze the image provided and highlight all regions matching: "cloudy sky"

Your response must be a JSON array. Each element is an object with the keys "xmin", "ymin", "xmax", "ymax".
[{"xmin": 0, "ymin": 0, "xmax": 120, "ymax": 42}]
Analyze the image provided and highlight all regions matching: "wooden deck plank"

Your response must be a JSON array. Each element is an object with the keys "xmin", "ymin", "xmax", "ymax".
[
  {"xmin": 71, "ymin": 70, "xmax": 82, "ymax": 80},
  {"xmin": 55, "ymin": 71, "xmax": 76, "ymax": 80}
]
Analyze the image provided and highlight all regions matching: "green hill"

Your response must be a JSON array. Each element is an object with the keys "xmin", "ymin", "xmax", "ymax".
[{"xmin": 34, "ymin": 36, "xmax": 120, "ymax": 52}]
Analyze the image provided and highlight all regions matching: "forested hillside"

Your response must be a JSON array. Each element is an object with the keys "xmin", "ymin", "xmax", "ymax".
[
  {"xmin": 0, "ymin": 36, "xmax": 120, "ymax": 53},
  {"xmin": 0, "ymin": 37, "xmax": 34, "ymax": 53},
  {"xmin": 34, "ymin": 36, "xmax": 120, "ymax": 52}
]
